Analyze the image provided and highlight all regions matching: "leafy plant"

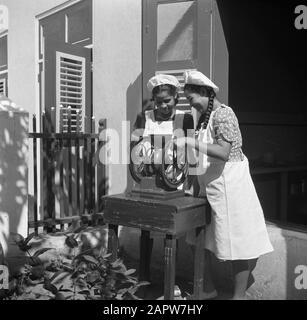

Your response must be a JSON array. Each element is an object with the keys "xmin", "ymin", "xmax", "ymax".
[{"xmin": 2, "ymin": 231, "xmax": 149, "ymax": 300}]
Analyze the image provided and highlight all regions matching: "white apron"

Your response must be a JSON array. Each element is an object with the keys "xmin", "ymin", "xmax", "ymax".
[
  {"xmin": 143, "ymin": 109, "xmax": 185, "ymax": 137},
  {"xmin": 186, "ymin": 108, "xmax": 274, "ymax": 260}
]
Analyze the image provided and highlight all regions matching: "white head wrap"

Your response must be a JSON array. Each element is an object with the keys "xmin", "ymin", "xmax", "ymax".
[
  {"xmin": 183, "ymin": 70, "xmax": 219, "ymax": 93},
  {"xmin": 147, "ymin": 74, "xmax": 181, "ymax": 93}
]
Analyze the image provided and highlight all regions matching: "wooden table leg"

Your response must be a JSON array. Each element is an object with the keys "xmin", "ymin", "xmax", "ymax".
[
  {"xmin": 164, "ymin": 235, "xmax": 176, "ymax": 300},
  {"xmin": 193, "ymin": 226, "xmax": 205, "ymax": 300},
  {"xmin": 108, "ymin": 224, "xmax": 119, "ymax": 262},
  {"xmin": 139, "ymin": 230, "xmax": 153, "ymax": 281},
  {"xmin": 138, "ymin": 230, "xmax": 153, "ymax": 299}
]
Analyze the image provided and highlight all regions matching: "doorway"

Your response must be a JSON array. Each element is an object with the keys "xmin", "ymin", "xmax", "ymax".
[
  {"xmin": 38, "ymin": 0, "xmax": 92, "ymax": 133},
  {"xmin": 142, "ymin": 0, "xmax": 212, "ymax": 112}
]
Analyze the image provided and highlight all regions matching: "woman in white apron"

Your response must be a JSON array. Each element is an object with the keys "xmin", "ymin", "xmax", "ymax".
[{"xmin": 177, "ymin": 71, "xmax": 274, "ymax": 300}]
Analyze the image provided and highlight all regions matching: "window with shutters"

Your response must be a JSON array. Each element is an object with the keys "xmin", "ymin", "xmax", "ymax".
[
  {"xmin": 56, "ymin": 51, "xmax": 85, "ymax": 133},
  {"xmin": 0, "ymin": 78, "xmax": 6, "ymax": 96}
]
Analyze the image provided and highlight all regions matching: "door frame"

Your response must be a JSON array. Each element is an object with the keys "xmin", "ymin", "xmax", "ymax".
[
  {"xmin": 142, "ymin": 0, "xmax": 214, "ymax": 99},
  {"xmin": 33, "ymin": 0, "xmax": 92, "ymax": 222},
  {"xmin": 34, "ymin": 0, "xmax": 89, "ymax": 132}
]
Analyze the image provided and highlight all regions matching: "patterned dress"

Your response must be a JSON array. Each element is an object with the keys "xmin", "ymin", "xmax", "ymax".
[{"xmin": 212, "ymin": 105, "xmax": 244, "ymax": 162}]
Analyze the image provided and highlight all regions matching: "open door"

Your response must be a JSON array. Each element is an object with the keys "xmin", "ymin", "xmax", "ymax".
[
  {"xmin": 143, "ymin": 0, "xmax": 212, "ymax": 112},
  {"xmin": 44, "ymin": 40, "xmax": 92, "ymax": 133}
]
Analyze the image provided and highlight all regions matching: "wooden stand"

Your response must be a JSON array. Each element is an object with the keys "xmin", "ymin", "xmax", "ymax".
[{"xmin": 103, "ymin": 192, "xmax": 207, "ymax": 300}]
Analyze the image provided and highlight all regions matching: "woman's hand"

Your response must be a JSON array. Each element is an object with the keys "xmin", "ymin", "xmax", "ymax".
[{"xmin": 175, "ymin": 136, "xmax": 231, "ymax": 162}]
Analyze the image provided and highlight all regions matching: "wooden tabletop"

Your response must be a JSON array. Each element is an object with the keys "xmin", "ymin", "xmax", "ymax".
[{"xmin": 103, "ymin": 193, "xmax": 208, "ymax": 236}]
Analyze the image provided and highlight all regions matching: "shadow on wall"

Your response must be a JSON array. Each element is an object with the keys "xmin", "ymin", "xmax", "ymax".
[
  {"xmin": 0, "ymin": 102, "xmax": 29, "ymax": 258},
  {"xmin": 125, "ymin": 73, "xmax": 143, "ymax": 194}
]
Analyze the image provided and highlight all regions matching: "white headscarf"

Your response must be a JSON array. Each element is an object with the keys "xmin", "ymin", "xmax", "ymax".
[
  {"xmin": 147, "ymin": 74, "xmax": 181, "ymax": 93},
  {"xmin": 184, "ymin": 70, "xmax": 219, "ymax": 93}
]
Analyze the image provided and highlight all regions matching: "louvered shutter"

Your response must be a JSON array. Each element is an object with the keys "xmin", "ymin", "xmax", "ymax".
[
  {"xmin": 155, "ymin": 69, "xmax": 195, "ymax": 112},
  {"xmin": 56, "ymin": 52, "xmax": 85, "ymax": 133},
  {"xmin": 0, "ymin": 78, "xmax": 6, "ymax": 96}
]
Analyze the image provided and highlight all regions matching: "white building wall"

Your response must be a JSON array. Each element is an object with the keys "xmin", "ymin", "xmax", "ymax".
[
  {"xmin": 1, "ymin": 0, "xmax": 142, "ymax": 199},
  {"xmin": 93, "ymin": 0, "xmax": 142, "ymax": 195},
  {"xmin": 0, "ymin": 0, "xmax": 67, "ymax": 117}
]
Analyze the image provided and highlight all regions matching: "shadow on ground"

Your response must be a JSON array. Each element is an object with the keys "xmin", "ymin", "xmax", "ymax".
[{"xmin": 120, "ymin": 248, "xmax": 237, "ymax": 300}]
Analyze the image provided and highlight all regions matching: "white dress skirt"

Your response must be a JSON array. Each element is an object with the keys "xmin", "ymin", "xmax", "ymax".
[{"xmin": 186, "ymin": 109, "xmax": 274, "ymax": 260}]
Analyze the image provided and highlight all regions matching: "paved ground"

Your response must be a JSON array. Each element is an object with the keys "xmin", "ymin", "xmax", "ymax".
[
  {"xmin": 121, "ymin": 250, "xmax": 235, "ymax": 300},
  {"xmin": 136, "ymin": 270, "xmax": 234, "ymax": 300}
]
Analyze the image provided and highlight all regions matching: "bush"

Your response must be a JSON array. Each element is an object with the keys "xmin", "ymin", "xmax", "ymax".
[{"xmin": 1, "ymin": 231, "xmax": 149, "ymax": 300}]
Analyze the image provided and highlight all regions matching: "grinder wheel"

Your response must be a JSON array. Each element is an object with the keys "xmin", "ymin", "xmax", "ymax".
[
  {"xmin": 160, "ymin": 138, "xmax": 188, "ymax": 189},
  {"xmin": 129, "ymin": 139, "xmax": 155, "ymax": 183}
]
